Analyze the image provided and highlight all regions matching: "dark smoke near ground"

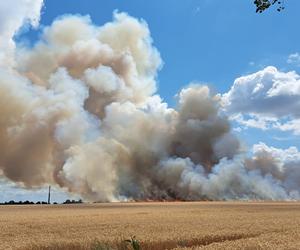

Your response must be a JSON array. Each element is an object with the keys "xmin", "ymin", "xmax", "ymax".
[{"xmin": 0, "ymin": 10, "xmax": 299, "ymax": 201}]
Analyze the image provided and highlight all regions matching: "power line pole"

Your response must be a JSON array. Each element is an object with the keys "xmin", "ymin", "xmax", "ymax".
[{"xmin": 48, "ymin": 185, "xmax": 51, "ymax": 204}]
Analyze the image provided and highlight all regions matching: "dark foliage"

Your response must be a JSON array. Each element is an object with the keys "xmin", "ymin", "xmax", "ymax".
[
  {"xmin": 63, "ymin": 199, "xmax": 83, "ymax": 204},
  {"xmin": 254, "ymin": 0, "xmax": 285, "ymax": 13}
]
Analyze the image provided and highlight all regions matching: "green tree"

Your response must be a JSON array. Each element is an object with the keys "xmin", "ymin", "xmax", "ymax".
[{"xmin": 254, "ymin": 0, "xmax": 285, "ymax": 13}]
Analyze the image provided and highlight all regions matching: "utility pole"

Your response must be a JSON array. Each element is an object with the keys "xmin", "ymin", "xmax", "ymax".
[{"xmin": 48, "ymin": 185, "xmax": 51, "ymax": 204}]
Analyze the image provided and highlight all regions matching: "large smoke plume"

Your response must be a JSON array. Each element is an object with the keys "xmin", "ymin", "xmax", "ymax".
[{"xmin": 0, "ymin": 9, "xmax": 299, "ymax": 201}]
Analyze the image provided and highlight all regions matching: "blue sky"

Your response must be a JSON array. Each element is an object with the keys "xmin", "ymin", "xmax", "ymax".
[
  {"xmin": 23, "ymin": 0, "xmax": 300, "ymax": 149},
  {"xmin": 23, "ymin": 0, "xmax": 300, "ymax": 97},
  {"xmin": 1, "ymin": 0, "xmax": 300, "ymax": 202}
]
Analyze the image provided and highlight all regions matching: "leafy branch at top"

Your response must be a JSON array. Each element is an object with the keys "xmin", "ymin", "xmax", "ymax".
[{"xmin": 254, "ymin": 0, "xmax": 285, "ymax": 13}]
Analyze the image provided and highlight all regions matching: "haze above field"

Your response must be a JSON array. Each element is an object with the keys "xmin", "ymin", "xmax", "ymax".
[{"xmin": 0, "ymin": 0, "xmax": 300, "ymax": 203}]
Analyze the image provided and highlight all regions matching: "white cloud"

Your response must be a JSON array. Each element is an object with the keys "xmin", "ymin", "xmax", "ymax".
[
  {"xmin": 231, "ymin": 113, "xmax": 277, "ymax": 130},
  {"xmin": 252, "ymin": 142, "xmax": 300, "ymax": 163},
  {"xmin": 274, "ymin": 119, "xmax": 300, "ymax": 135},
  {"xmin": 223, "ymin": 66, "xmax": 300, "ymax": 134},
  {"xmin": 287, "ymin": 52, "xmax": 300, "ymax": 66}
]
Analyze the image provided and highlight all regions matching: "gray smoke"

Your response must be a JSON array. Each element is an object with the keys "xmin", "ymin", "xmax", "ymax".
[{"xmin": 0, "ymin": 10, "xmax": 299, "ymax": 201}]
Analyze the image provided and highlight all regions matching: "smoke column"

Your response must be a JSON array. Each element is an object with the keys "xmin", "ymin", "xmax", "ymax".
[{"xmin": 0, "ymin": 9, "xmax": 299, "ymax": 201}]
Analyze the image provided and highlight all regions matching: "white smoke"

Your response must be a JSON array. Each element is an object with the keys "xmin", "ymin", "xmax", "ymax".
[
  {"xmin": 0, "ymin": 8, "xmax": 299, "ymax": 201},
  {"xmin": 0, "ymin": 0, "xmax": 43, "ymax": 67}
]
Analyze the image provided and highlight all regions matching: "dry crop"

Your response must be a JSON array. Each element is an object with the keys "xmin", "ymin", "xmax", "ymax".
[{"xmin": 0, "ymin": 202, "xmax": 300, "ymax": 249}]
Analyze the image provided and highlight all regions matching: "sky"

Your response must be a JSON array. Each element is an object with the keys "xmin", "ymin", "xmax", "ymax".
[
  {"xmin": 23, "ymin": 0, "xmax": 300, "ymax": 149},
  {"xmin": 1, "ymin": 0, "xmax": 300, "ymax": 202}
]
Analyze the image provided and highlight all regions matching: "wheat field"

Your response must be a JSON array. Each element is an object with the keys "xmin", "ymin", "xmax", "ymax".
[{"xmin": 0, "ymin": 202, "xmax": 300, "ymax": 250}]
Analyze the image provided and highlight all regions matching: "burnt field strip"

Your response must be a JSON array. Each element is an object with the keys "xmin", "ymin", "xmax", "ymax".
[{"xmin": 1, "ymin": 202, "xmax": 300, "ymax": 249}]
